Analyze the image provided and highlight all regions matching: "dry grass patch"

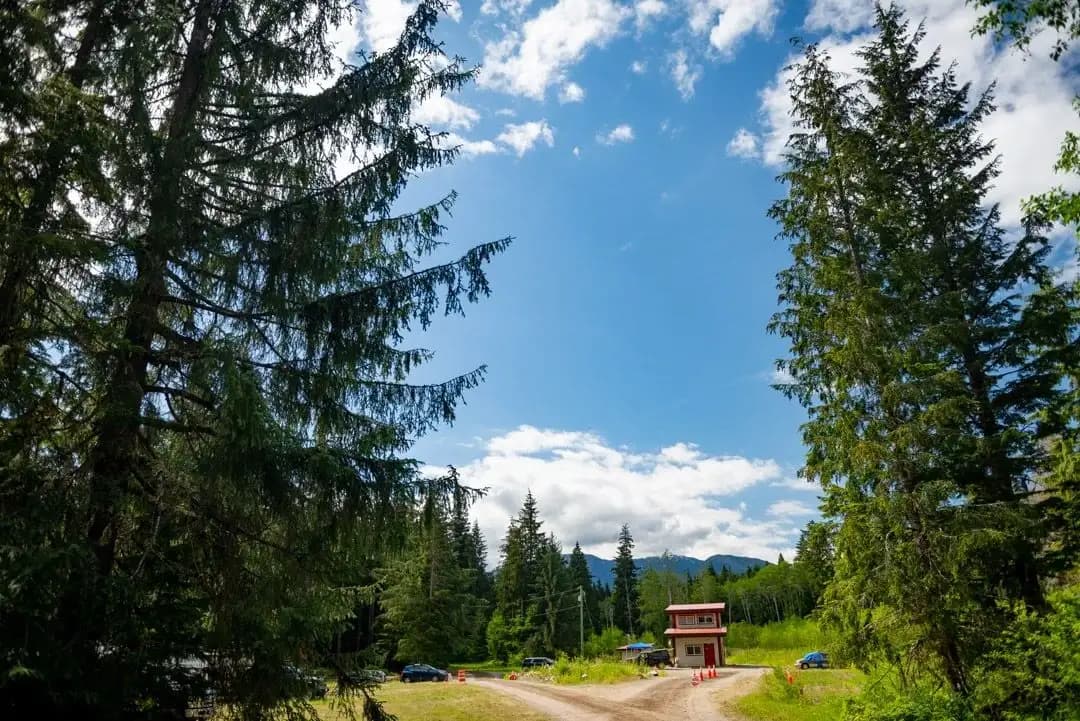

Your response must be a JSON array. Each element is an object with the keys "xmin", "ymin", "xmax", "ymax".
[{"xmin": 313, "ymin": 681, "xmax": 551, "ymax": 721}]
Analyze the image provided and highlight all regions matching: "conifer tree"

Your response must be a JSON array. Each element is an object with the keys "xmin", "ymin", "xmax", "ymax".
[
  {"xmin": 0, "ymin": 2, "xmax": 508, "ymax": 716},
  {"xmin": 610, "ymin": 524, "xmax": 640, "ymax": 637},
  {"xmin": 568, "ymin": 542, "xmax": 601, "ymax": 632},
  {"xmin": 769, "ymin": 5, "xmax": 1073, "ymax": 695}
]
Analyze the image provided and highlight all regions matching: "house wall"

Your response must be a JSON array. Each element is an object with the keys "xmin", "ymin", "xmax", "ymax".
[
  {"xmin": 674, "ymin": 612, "xmax": 718, "ymax": 629},
  {"xmin": 673, "ymin": 636, "xmax": 724, "ymax": 667}
]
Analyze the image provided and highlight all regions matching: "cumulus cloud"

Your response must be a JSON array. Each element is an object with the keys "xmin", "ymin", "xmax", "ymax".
[
  {"xmin": 727, "ymin": 127, "xmax": 760, "ymax": 158},
  {"xmin": 481, "ymin": 0, "xmax": 535, "ymax": 16},
  {"xmin": 770, "ymin": 476, "xmax": 820, "ymax": 492},
  {"xmin": 631, "ymin": 59, "xmax": 648, "ymax": 74},
  {"xmin": 634, "ymin": 0, "xmax": 668, "ymax": 30},
  {"xmin": 479, "ymin": 0, "xmax": 631, "ymax": 99},
  {"xmin": 413, "ymin": 94, "xmax": 480, "ymax": 130},
  {"xmin": 559, "ymin": 81, "xmax": 587, "ymax": 103},
  {"xmin": 573, "ymin": 145, "xmax": 582, "ymax": 157},
  {"xmin": 452, "ymin": 426, "xmax": 801, "ymax": 565},
  {"xmin": 804, "ymin": 0, "xmax": 875, "ymax": 32},
  {"xmin": 767, "ymin": 499, "xmax": 816, "ymax": 517},
  {"xmin": 756, "ymin": 0, "xmax": 1080, "ymax": 227},
  {"xmin": 686, "ymin": 0, "xmax": 781, "ymax": 56},
  {"xmin": 670, "ymin": 49, "xmax": 702, "ymax": 100},
  {"xmin": 497, "ymin": 120, "xmax": 556, "ymax": 156},
  {"xmin": 597, "ymin": 123, "xmax": 635, "ymax": 145},
  {"xmin": 439, "ymin": 133, "xmax": 501, "ymax": 158}
]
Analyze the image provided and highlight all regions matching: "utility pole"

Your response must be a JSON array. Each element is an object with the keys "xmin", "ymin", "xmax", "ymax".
[{"xmin": 578, "ymin": 585, "xmax": 585, "ymax": 659}]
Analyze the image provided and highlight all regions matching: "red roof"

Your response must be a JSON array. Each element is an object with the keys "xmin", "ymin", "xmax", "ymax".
[
  {"xmin": 665, "ymin": 603, "xmax": 726, "ymax": 613},
  {"xmin": 665, "ymin": 627, "xmax": 728, "ymax": 637}
]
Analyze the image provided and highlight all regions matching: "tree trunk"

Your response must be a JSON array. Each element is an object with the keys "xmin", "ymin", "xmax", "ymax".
[{"xmin": 83, "ymin": 0, "xmax": 221, "ymax": 582}]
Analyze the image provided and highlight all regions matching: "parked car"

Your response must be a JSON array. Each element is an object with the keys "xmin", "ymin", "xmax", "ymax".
[
  {"xmin": 522, "ymin": 657, "xmax": 556, "ymax": 668},
  {"xmin": 400, "ymin": 664, "xmax": 449, "ymax": 683},
  {"xmin": 636, "ymin": 649, "xmax": 672, "ymax": 667},
  {"xmin": 795, "ymin": 651, "xmax": 829, "ymax": 669},
  {"xmin": 284, "ymin": 664, "xmax": 328, "ymax": 698}
]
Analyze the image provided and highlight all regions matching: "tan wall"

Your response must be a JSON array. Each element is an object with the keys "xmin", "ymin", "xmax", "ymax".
[{"xmin": 673, "ymin": 636, "xmax": 722, "ymax": 667}]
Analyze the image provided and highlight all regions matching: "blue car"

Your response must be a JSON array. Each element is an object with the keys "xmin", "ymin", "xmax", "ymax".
[
  {"xmin": 795, "ymin": 651, "xmax": 829, "ymax": 669},
  {"xmin": 400, "ymin": 664, "xmax": 449, "ymax": 683}
]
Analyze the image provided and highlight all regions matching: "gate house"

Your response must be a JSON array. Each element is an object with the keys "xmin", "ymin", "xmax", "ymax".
[{"xmin": 664, "ymin": 602, "xmax": 727, "ymax": 667}]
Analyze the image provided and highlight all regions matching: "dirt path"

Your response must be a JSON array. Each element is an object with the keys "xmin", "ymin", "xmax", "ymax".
[{"xmin": 473, "ymin": 667, "xmax": 767, "ymax": 721}]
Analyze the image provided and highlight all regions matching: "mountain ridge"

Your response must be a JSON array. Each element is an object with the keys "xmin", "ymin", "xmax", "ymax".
[{"xmin": 572, "ymin": 552, "xmax": 768, "ymax": 587}]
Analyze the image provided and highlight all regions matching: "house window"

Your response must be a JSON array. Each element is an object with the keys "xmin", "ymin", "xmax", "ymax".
[
  {"xmin": 679, "ymin": 614, "xmax": 696, "ymax": 626},
  {"xmin": 685, "ymin": 644, "xmax": 703, "ymax": 656},
  {"xmin": 697, "ymin": 614, "xmax": 713, "ymax": 625}
]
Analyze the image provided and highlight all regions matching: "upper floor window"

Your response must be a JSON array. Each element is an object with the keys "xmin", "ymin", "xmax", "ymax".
[{"xmin": 677, "ymin": 613, "xmax": 716, "ymax": 626}]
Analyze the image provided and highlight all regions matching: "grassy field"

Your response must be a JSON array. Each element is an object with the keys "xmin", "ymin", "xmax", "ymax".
[
  {"xmin": 721, "ymin": 666, "xmax": 865, "ymax": 721},
  {"xmin": 520, "ymin": 657, "xmax": 648, "ymax": 685},
  {"xmin": 447, "ymin": 660, "xmax": 515, "ymax": 674},
  {"xmin": 312, "ymin": 681, "xmax": 550, "ymax": 721}
]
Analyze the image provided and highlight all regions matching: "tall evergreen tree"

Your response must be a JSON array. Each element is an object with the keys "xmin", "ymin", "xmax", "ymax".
[
  {"xmin": 379, "ymin": 480, "xmax": 475, "ymax": 667},
  {"xmin": 0, "ymin": 2, "xmax": 508, "ymax": 717},
  {"xmin": 769, "ymin": 6, "xmax": 1072, "ymax": 696},
  {"xmin": 610, "ymin": 524, "xmax": 640, "ymax": 637},
  {"xmin": 794, "ymin": 520, "xmax": 836, "ymax": 605},
  {"xmin": 568, "ymin": 542, "xmax": 601, "ymax": 632}
]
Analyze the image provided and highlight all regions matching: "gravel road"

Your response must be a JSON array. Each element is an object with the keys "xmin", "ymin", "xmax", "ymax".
[{"xmin": 472, "ymin": 666, "xmax": 767, "ymax": 721}]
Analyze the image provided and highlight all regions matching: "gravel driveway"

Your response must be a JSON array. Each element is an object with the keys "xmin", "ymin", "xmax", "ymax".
[{"xmin": 472, "ymin": 667, "xmax": 767, "ymax": 721}]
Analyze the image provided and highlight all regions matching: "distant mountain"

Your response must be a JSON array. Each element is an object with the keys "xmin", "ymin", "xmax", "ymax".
[{"xmin": 571, "ymin": 552, "xmax": 768, "ymax": 588}]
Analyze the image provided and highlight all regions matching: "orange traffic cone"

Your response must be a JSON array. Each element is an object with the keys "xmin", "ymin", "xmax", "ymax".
[
  {"xmin": 457, "ymin": 669, "xmax": 466, "ymax": 683},
  {"xmin": 691, "ymin": 670, "xmax": 700, "ymax": 687}
]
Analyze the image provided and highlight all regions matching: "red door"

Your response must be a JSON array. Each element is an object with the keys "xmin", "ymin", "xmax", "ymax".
[{"xmin": 704, "ymin": 642, "xmax": 716, "ymax": 667}]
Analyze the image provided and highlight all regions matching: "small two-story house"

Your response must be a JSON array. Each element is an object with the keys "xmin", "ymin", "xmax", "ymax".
[{"xmin": 664, "ymin": 602, "xmax": 727, "ymax": 667}]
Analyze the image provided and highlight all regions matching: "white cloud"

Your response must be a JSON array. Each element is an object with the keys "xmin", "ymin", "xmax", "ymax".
[
  {"xmin": 439, "ymin": 132, "xmax": 501, "ymax": 158},
  {"xmin": 634, "ymin": 0, "xmax": 668, "ymax": 30},
  {"xmin": 769, "ymin": 366, "xmax": 795, "ymax": 385},
  {"xmin": 727, "ymin": 127, "xmax": 760, "ymax": 158},
  {"xmin": 559, "ymin": 81, "xmax": 587, "ymax": 103},
  {"xmin": 496, "ymin": 120, "xmax": 555, "ymax": 156},
  {"xmin": 670, "ymin": 49, "xmax": 702, "ymax": 100},
  {"xmin": 495, "ymin": 107, "xmax": 517, "ymax": 117},
  {"xmin": 757, "ymin": 0, "xmax": 1080, "ymax": 227},
  {"xmin": 454, "ymin": 426, "xmax": 799, "ymax": 565},
  {"xmin": 767, "ymin": 499, "xmax": 816, "ymax": 517},
  {"xmin": 685, "ymin": 0, "xmax": 781, "ymax": 56},
  {"xmin": 804, "ymin": 0, "xmax": 875, "ymax": 32},
  {"xmin": 771, "ymin": 477, "xmax": 821, "ymax": 493},
  {"xmin": 597, "ymin": 123, "xmax": 635, "ymax": 145},
  {"xmin": 361, "ymin": 0, "xmax": 462, "ymax": 52},
  {"xmin": 573, "ymin": 145, "xmax": 582, "ymax": 157},
  {"xmin": 479, "ymin": 0, "xmax": 631, "ymax": 99},
  {"xmin": 413, "ymin": 94, "xmax": 480, "ymax": 129},
  {"xmin": 631, "ymin": 59, "xmax": 648, "ymax": 74},
  {"xmin": 481, "ymin": 0, "xmax": 535, "ymax": 16}
]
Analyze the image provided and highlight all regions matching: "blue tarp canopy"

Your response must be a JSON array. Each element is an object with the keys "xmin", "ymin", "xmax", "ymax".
[{"xmin": 625, "ymin": 642, "xmax": 653, "ymax": 650}]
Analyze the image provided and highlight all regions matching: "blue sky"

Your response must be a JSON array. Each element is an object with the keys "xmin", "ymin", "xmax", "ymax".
[{"xmin": 338, "ymin": 0, "xmax": 1079, "ymax": 564}]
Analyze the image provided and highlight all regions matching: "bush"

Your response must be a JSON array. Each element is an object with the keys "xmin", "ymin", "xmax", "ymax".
[
  {"xmin": 582, "ymin": 628, "xmax": 627, "ymax": 659},
  {"xmin": 522, "ymin": 659, "xmax": 646, "ymax": 685}
]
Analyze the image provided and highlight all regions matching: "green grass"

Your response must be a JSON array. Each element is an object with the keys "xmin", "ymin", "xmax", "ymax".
[
  {"xmin": 312, "ymin": 681, "xmax": 550, "ymax": 721},
  {"xmin": 727, "ymin": 618, "xmax": 830, "ymax": 650},
  {"xmin": 725, "ymin": 618, "xmax": 832, "ymax": 667},
  {"xmin": 723, "ymin": 666, "xmax": 865, "ymax": 721},
  {"xmin": 448, "ymin": 660, "xmax": 515, "ymax": 674},
  {"xmin": 727, "ymin": 646, "xmax": 808, "ymax": 667},
  {"xmin": 521, "ymin": 657, "xmax": 648, "ymax": 685}
]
